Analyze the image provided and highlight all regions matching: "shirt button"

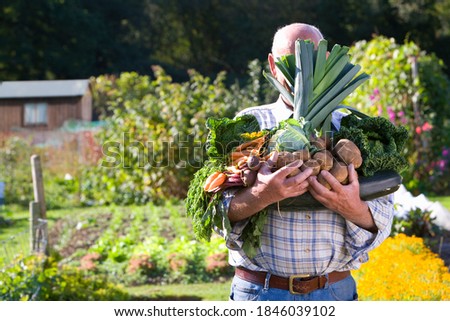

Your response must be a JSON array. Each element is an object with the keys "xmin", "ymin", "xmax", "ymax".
[
  {"xmin": 306, "ymin": 214, "xmax": 311, "ymax": 220},
  {"xmin": 305, "ymin": 249, "xmax": 310, "ymax": 253}
]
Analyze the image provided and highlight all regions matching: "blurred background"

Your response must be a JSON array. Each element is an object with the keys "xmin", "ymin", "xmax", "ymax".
[{"xmin": 2, "ymin": 0, "xmax": 450, "ymax": 81}]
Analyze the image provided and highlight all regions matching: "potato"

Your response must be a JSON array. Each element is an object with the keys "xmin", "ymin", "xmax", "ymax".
[
  {"xmin": 300, "ymin": 159, "xmax": 321, "ymax": 176},
  {"xmin": 292, "ymin": 149, "xmax": 310, "ymax": 161},
  {"xmin": 310, "ymin": 137, "xmax": 326, "ymax": 151},
  {"xmin": 317, "ymin": 160, "xmax": 348, "ymax": 189},
  {"xmin": 276, "ymin": 151, "xmax": 297, "ymax": 169},
  {"xmin": 313, "ymin": 150, "xmax": 333, "ymax": 171},
  {"xmin": 333, "ymin": 139, "xmax": 362, "ymax": 169}
]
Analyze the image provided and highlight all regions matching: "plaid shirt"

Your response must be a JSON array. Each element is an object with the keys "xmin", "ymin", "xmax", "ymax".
[{"xmin": 223, "ymin": 97, "xmax": 395, "ymax": 277}]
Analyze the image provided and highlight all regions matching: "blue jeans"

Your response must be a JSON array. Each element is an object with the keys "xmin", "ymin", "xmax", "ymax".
[{"xmin": 229, "ymin": 273, "xmax": 358, "ymax": 301}]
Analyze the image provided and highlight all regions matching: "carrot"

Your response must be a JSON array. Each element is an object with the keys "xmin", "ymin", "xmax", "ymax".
[{"xmin": 203, "ymin": 172, "xmax": 227, "ymax": 192}]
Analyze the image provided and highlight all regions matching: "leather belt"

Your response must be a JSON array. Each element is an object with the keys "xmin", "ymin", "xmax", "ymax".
[{"xmin": 235, "ymin": 267, "xmax": 351, "ymax": 295}]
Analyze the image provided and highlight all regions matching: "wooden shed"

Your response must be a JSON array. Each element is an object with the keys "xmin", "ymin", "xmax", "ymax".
[{"xmin": 0, "ymin": 79, "xmax": 92, "ymax": 132}]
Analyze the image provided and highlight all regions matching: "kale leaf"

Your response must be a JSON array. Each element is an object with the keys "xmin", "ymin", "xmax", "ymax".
[
  {"xmin": 335, "ymin": 114, "xmax": 409, "ymax": 176},
  {"xmin": 205, "ymin": 114, "xmax": 261, "ymax": 161}
]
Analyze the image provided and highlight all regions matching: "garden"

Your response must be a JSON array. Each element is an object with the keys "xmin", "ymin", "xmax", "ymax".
[{"xmin": 1, "ymin": 36, "xmax": 450, "ymax": 301}]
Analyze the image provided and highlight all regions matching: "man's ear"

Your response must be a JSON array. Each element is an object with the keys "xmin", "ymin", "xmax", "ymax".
[{"xmin": 268, "ymin": 53, "xmax": 277, "ymax": 77}]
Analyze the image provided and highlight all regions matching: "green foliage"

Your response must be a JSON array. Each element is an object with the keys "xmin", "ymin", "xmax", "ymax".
[
  {"xmin": 344, "ymin": 36, "xmax": 450, "ymax": 194},
  {"xmin": 0, "ymin": 254, "xmax": 129, "ymax": 301},
  {"xmin": 83, "ymin": 69, "xmax": 230, "ymax": 204},
  {"xmin": 0, "ymin": 136, "xmax": 82, "ymax": 209},
  {"xmin": 0, "ymin": 137, "xmax": 33, "ymax": 207},
  {"xmin": 83, "ymin": 63, "xmax": 270, "ymax": 205},
  {"xmin": 0, "ymin": 0, "xmax": 152, "ymax": 80},
  {"xmin": 47, "ymin": 203, "xmax": 231, "ymax": 286},
  {"xmin": 269, "ymin": 118, "xmax": 310, "ymax": 152},
  {"xmin": 391, "ymin": 208, "xmax": 439, "ymax": 238},
  {"xmin": 336, "ymin": 114, "xmax": 409, "ymax": 176},
  {"xmin": 185, "ymin": 161, "xmax": 224, "ymax": 242},
  {"xmin": 205, "ymin": 115, "xmax": 261, "ymax": 160},
  {"xmin": 2, "ymin": 1, "xmax": 449, "ymax": 82}
]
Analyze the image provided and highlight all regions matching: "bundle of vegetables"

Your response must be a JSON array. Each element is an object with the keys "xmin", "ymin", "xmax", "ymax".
[
  {"xmin": 186, "ymin": 39, "xmax": 408, "ymax": 258},
  {"xmin": 186, "ymin": 114, "xmax": 265, "ymax": 242}
]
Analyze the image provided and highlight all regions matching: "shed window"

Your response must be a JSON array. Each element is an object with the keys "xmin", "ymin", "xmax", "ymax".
[{"xmin": 24, "ymin": 102, "xmax": 48, "ymax": 125}]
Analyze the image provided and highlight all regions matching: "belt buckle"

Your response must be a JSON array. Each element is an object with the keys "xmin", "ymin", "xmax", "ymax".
[{"xmin": 289, "ymin": 274, "xmax": 311, "ymax": 295}]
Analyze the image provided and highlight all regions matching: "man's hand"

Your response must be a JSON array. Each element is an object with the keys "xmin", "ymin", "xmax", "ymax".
[
  {"xmin": 307, "ymin": 164, "xmax": 378, "ymax": 233},
  {"xmin": 254, "ymin": 151, "xmax": 313, "ymax": 204},
  {"xmin": 228, "ymin": 151, "xmax": 313, "ymax": 222}
]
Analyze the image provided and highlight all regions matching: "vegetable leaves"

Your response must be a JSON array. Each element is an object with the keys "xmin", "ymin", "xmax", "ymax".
[
  {"xmin": 268, "ymin": 118, "xmax": 310, "ymax": 152},
  {"xmin": 205, "ymin": 114, "xmax": 260, "ymax": 160},
  {"xmin": 335, "ymin": 114, "xmax": 409, "ymax": 176}
]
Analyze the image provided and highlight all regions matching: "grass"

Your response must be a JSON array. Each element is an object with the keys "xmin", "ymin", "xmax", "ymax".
[
  {"xmin": 127, "ymin": 280, "xmax": 232, "ymax": 301},
  {"xmin": 0, "ymin": 204, "xmax": 118, "ymax": 266},
  {"xmin": 428, "ymin": 196, "xmax": 450, "ymax": 211}
]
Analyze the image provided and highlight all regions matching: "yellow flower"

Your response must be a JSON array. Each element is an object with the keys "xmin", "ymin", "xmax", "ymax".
[{"xmin": 352, "ymin": 234, "xmax": 450, "ymax": 300}]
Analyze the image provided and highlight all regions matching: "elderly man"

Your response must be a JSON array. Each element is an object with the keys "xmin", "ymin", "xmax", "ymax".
[{"xmin": 223, "ymin": 23, "xmax": 394, "ymax": 301}]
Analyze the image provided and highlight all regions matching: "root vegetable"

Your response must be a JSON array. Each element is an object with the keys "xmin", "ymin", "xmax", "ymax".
[
  {"xmin": 242, "ymin": 169, "xmax": 257, "ymax": 186},
  {"xmin": 247, "ymin": 155, "xmax": 261, "ymax": 171},
  {"xmin": 330, "ymin": 161, "xmax": 349, "ymax": 183},
  {"xmin": 230, "ymin": 150, "xmax": 251, "ymax": 161},
  {"xmin": 234, "ymin": 136, "xmax": 266, "ymax": 152},
  {"xmin": 318, "ymin": 160, "xmax": 348, "ymax": 189},
  {"xmin": 310, "ymin": 137, "xmax": 326, "ymax": 151},
  {"xmin": 333, "ymin": 139, "xmax": 363, "ymax": 169},
  {"xmin": 203, "ymin": 172, "xmax": 227, "ymax": 192},
  {"xmin": 292, "ymin": 149, "xmax": 311, "ymax": 161},
  {"xmin": 317, "ymin": 174, "xmax": 331, "ymax": 189},
  {"xmin": 276, "ymin": 151, "xmax": 297, "ymax": 168},
  {"xmin": 301, "ymin": 159, "xmax": 321, "ymax": 176},
  {"xmin": 313, "ymin": 150, "xmax": 333, "ymax": 171}
]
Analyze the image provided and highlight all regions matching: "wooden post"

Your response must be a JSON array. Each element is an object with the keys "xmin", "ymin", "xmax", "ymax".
[
  {"xmin": 30, "ymin": 155, "xmax": 49, "ymax": 254},
  {"xmin": 29, "ymin": 201, "xmax": 39, "ymax": 253},
  {"xmin": 31, "ymin": 155, "xmax": 46, "ymax": 219}
]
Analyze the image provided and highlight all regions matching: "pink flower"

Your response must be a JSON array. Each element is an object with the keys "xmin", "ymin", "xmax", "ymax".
[
  {"xmin": 415, "ymin": 126, "xmax": 422, "ymax": 135},
  {"xmin": 422, "ymin": 122, "xmax": 432, "ymax": 132},
  {"xmin": 387, "ymin": 106, "xmax": 396, "ymax": 123}
]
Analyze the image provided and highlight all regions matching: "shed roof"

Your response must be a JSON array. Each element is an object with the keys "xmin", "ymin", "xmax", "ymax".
[{"xmin": 0, "ymin": 79, "xmax": 90, "ymax": 99}]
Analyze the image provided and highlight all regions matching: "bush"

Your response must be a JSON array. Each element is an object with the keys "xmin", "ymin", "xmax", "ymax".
[
  {"xmin": 82, "ymin": 61, "xmax": 274, "ymax": 205},
  {"xmin": 353, "ymin": 234, "xmax": 450, "ymax": 300},
  {"xmin": 0, "ymin": 135, "xmax": 83, "ymax": 209},
  {"xmin": 391, "ymin": 207, "xmax": 439, "ymax": 237},
  {"xmin": 345, "ymin": 36, "xmax": 450, "ymax": 195},
  {"xmin": 0, "ymin": 136, "xmax": 34, "ymax": 207},
  {"xmin": 0, "ymin": 254, "xmax": 129, "ymax": 301}
]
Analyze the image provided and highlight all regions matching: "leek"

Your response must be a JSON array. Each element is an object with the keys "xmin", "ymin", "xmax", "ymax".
[{"xmin": 263, "ymin": 39, "xmax": 369, "ymax": 135}]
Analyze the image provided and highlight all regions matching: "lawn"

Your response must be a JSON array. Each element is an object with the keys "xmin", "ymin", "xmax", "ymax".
[
  {"xmin": 127, "ymin": 281, "xmax": 231, "ymax": 301},
  {"xmin": 0, "ymin": 204, "xmax": 115, "ymax": 266},
  {"xmin": 429, "ymin": 196, "xmax": 450, "ymax": 211}
]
